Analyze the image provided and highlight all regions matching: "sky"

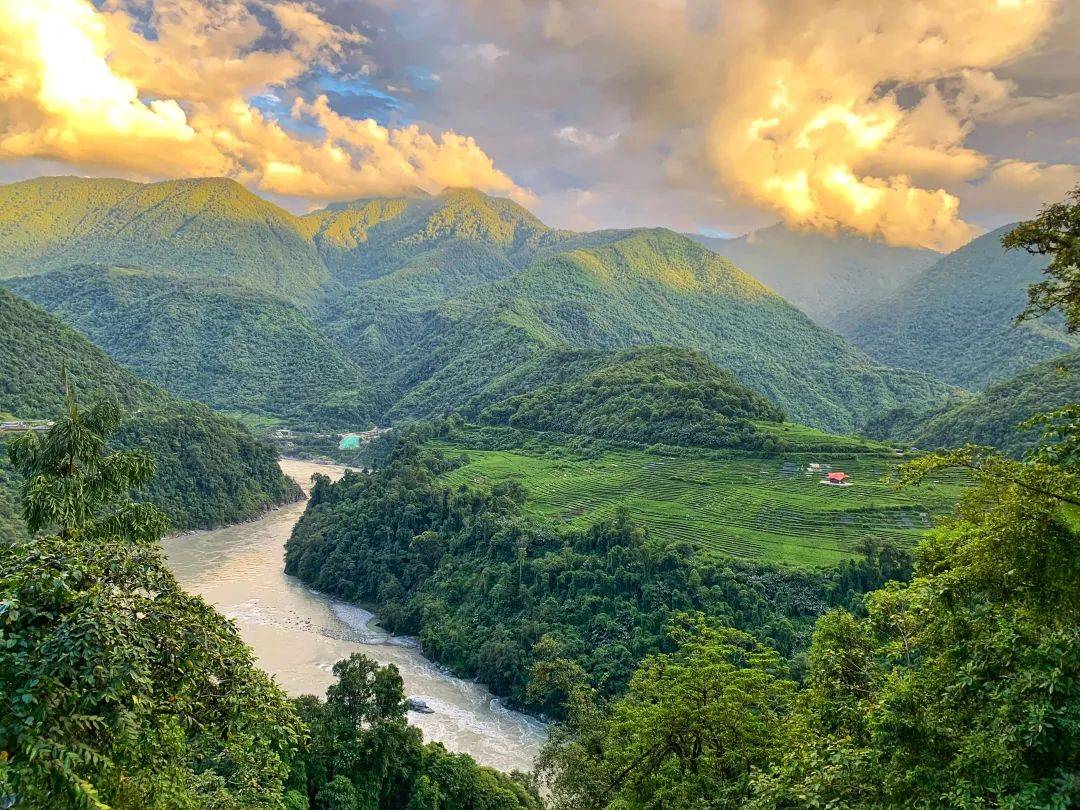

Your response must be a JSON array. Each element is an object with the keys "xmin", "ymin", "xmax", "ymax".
[{"xmin": 0, "ymin": 0, "xmax": 1077, "ymax": 248}]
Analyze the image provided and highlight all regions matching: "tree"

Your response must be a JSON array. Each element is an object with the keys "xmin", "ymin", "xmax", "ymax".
[
  {"xmin": 0, "ymin": 392, "xmax": 301, "ymax": 808},
  {"xmin": 752, "ymin": 422, "xmax": 1080, "ymax": 808},
  {"xmin": 7, "ymin": 385, "xmax": 161, "ymax": 542},
  {"xmin": 1004, "ymin": 184, "xmax": 1080, "ymax": 331},
  {"xmin": 538, "ymin": 615, "xmax": 795, "ymax": 809}
]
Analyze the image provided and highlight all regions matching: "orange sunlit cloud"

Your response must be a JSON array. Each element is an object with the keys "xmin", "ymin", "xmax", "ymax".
[
  {"xmin": 0, "ymin": 0, "xmax": 528, "ymax": 203},
  {"xmin": 470, "ymin": 0, "xmax": 1074, "ymax": 248}
]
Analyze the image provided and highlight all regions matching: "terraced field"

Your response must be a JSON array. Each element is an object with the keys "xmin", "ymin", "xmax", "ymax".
[{"xmin": 433, "ymin": 442, "xmax": 965, "ymax": 568}]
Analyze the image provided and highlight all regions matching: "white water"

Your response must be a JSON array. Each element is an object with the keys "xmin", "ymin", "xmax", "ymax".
[{"xmin": 162, "ymin": 458, "xmax": 547, "ymax": 774}]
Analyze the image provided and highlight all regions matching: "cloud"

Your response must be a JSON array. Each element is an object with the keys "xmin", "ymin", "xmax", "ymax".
[
  {"xmin": 0, "ymin": 0, "xmax": 527, "ymax": 202},
  {"xmin": 449, "ymin": 0, "xmax": 1074, "ymax": 248}
]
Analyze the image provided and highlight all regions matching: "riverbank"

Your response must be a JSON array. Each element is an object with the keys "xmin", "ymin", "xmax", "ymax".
[{"xmin": 162, "ymin": 458, "xmax": 546, "ymax": 773}]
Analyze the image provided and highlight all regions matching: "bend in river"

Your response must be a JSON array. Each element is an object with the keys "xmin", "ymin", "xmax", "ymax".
[{"xmin": 163, "ymin": 458, "xmax": 546, "ymax": 774}]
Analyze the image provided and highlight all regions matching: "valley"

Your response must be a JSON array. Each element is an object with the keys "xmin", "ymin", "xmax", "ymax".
[
  {"xmin": 2, "ymin": 2, "xmax": 1077, "ymax": 805},
  {"xmin": 2, "ymin": 176, "xmax": 1076, "ymax": 809},
  {"xmin": 164, "ymin": 459, "xmax": 547, "ymax": 773}
]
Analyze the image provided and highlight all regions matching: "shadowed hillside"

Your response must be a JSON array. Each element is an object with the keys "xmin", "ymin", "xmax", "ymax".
[{"xmin": 839, "ymin": 225, "xmax": 1079, "ymax": 389}]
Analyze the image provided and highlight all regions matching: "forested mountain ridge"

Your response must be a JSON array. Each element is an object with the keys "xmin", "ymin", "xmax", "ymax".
[
  {"xmin": 475, "ymin": 345, "xmax": 786, "ymax": 450},
  {"xmin": 0, "ymin": 286, "xmax": 169, "ymax": 416},
  {"xmin": 6, "ymin": 266, "xmax": 384, "ymax": 428},
  {"xmin": 0, "ymin": 288, "xmax": 299, "ymax": 531},
  {"xmin": 691, "ymin": 223, "xmax": 940, "ymax": 328},
  {"xmin": 864, "ymin": 348, "xmax": 1080, "ymax": 457},
  {"xmin": 839, "ymin": 224, "xmax": 1080, "ymax": 389},
  {"xmin": 378, "ymin": 228, "xmax": 955, "ymax": 433},
  {"xmin": 0, "ymin": 176, "xmax": 326, "ymax": 301},
  {"xmin": 0, "ymin": 176, "xmax": 956, "ymax": 434}
]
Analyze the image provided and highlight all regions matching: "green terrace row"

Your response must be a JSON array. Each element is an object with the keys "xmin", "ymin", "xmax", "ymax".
[{"xmin": 430, "ymin": 440, "xmax": 966, "ymax": 568}]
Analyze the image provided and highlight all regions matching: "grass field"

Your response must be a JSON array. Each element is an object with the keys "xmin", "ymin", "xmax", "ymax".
[{"xmin": 431, "ymin": 439, "xmax": 966, "ymax": 568}]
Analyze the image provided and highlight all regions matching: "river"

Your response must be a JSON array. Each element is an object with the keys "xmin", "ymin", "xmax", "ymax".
[{"xmin": 162, "ymin": 458, "xmax": 547, "ymax": 774}]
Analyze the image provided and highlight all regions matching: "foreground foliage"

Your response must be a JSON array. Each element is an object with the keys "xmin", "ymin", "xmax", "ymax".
[
  {"xmin": 0, "ymin": 396, "xmax": 302, "ymax": 807},
  {"xmin": 0, "ymin": 399, "xmax": 541, "ymax": 809}
]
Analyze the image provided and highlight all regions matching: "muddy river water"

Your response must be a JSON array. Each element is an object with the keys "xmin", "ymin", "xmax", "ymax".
[{"xmin": 162, "ymin": 458, "xmax": 546, "ymax": 774}]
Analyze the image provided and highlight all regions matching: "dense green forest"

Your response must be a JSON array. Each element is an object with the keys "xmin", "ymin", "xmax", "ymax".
[
  {"xmin": 0, "ymin": 286, "xmax": 168, "ymax": 416},
  {"xmin": 0, "ymin": 288, "xmax": 298, "ymax": 530},
  {"xmin": 0, "ymin": 177, "xmax": 956, "ymax": 435},
  {"xmin": 6, "ymin": 266, "xmax": 382, "ymax": 428},
  {"xmin": 475, "ymin": 346, "xmax": 785, "ymax": 450},
  {"xmin": 365, "ymin": 226, "xmax": 954, "ymax": 433},
  {"xmin": 0, "ymin": 399, "xmax": 540, "ymax": 808},
  {"xmin": 840, "ymin": 224, "xmax": 1079, "ymax": 390},
  {"xmin": 865, "ymin": 349, "xmax": 1080, "ymax": 457},
  {"xmin": 536, "ymin": 437, "xmax": 1080, "ymax": 808},
  {"xmin": 526, "ymin": 185, "xmax": 1080, "ymax": 807},
  {"xmin": 114, "ymin": 402, "xmax": 301, "ymax": 529},
  {"xmin": 285, "ymin": 435, "xmax": 914, "ymax": 715}
]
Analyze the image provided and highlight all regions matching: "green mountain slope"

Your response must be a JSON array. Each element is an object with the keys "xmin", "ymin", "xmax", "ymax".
[
  {"xmin": 475, "ymin": 345, "xmax": 786, "ymax": 450},
  {"xmin": 0, "ymin": 177, "xmax": 956, "ymax": 434},
  {"xmin": 0, "ymin": 286, "xmax": 169, "ymax": 415},
  {"xmin": 839, "ymin": 225, "xmax": 1080, "ymax": 389},
  {"xmin": 691, "ymin": 223, "xmax": 939, "ymax": 328},
  {"xmin": 0, "ymin": 288, "xmax": 298, "ymax": 532},
  {"xmin": 864, "ymin": 349, "xmax": 1080, "ymax": 457},
  {"xmin": 0, "ymin": 176, "xmax": 325, "ymax": 301},
  {"xmin": 5, "ymin": 267, "xmax": 381, "ymax": 428},
  {"xmin": 381, "ymin": 229, "xmax": 954, "ymax": 433}
]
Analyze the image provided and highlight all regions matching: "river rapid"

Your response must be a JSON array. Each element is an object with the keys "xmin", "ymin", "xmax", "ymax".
[{"xmin": 162, "ymin": 458, "xmax": 547, "ymax": 774}]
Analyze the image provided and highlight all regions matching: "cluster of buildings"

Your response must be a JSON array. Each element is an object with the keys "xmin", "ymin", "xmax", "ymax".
[{"xmin": 0, "ymin": 420, "xmax": 52, "ymax": 433}]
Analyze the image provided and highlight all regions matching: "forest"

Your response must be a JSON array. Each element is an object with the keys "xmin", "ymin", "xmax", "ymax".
[{"xmin": 0, "ymin": 397, "xmax": 541, "ymax": 809}]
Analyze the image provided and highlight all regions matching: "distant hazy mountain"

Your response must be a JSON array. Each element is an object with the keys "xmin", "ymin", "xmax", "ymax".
[
  {"xmin": 690, "ymin": 224, "xmax": 939, "ymax": 328},
  {"xmin": 0, "ymin": 176, "xmax": 957, "ymax": 434},
  {"xmin": 839, "ymin": 225, "xmax": 1079, "ymax": 390},
  {"xmin": 864, "ymin": 349, "xmax": 1080, "ymax": 458}
]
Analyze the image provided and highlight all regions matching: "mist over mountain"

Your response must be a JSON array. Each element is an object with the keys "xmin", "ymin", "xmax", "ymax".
[
  {"xmin": 839, "ymin": 224, "xmax": 1080, "ymax": 390},
  {"xmin": 691, "ymin": 223, "xmax": 940, "ymax": 328}
]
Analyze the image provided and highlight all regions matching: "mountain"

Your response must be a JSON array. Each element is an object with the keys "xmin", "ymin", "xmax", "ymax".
[
  {"xmin": 306, "ymin": 188, "xmax": 570, "ymax": 380},
  {"xmin": 5, "ymin": 266, "xmax": 381, "ymax": 428},
  {"xmin": 0, "ymin": 288, "xmax": 299, "ymax": 531},
  {"xmin": 0, "ymin": 176, "xmax": 325, "ymax": 301},
  {"xmin": 691, "ymin": 223, "xmax": 940, "ymax": 328},
  {"xmin": 475, "ymin": 345, "xmax": 786, "ymax": 450},
  {"xmin": 0, "ymin": 285, "xmax": 168, "ymax": 415},
  {"xmin": 838, "ymin": 224, "xmax": 1080, "ymax": 390},
  {"xmin": 0, "ymin": 177, "xmax": 956, "ymax": 434},
  {"xmin": 365, "ymin": 228, "xmax": 954, "ymax": 433},
  {"xmin": 863, "ymin": 349, "xmax": 1080, "ymax": 458}
]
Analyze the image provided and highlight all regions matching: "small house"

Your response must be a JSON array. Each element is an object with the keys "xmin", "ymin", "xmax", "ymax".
[{"xmin": 826, "ymin": 471, "xmax": 849, "ymax": 485}]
